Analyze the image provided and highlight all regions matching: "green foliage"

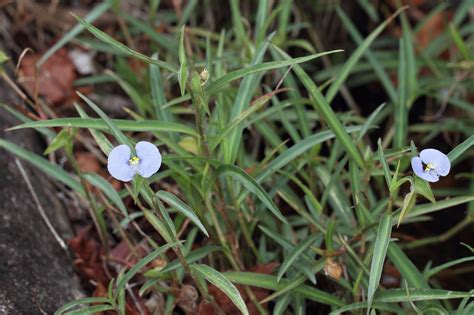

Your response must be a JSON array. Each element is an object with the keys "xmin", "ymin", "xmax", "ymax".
[{"xmin": 3, "ymin": 1, "xmax": 473, "ymax": 314}]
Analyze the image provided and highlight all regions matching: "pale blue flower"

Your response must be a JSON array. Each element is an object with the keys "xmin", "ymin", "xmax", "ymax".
[
  {"xmin": 411, "ymin": 148, "xmax": 450, "ymax": 183},
  {"xmin": 107, "ymin": 141, "xmax": 162, "ymax": 182}
]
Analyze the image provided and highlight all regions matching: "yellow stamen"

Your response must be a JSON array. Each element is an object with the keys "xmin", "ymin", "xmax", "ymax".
[
  {"xmin": 129, "ymin": 156, "xmax": 140, "ymax": 165},
  {"xmin": 425, "ymin": 162, "xmax": 434, "ymax": 172}
]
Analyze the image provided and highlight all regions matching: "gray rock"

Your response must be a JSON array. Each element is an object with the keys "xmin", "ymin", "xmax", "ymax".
[{"xmin": 0, "ymin": 81, "xmax": 82, "ymax": 314}]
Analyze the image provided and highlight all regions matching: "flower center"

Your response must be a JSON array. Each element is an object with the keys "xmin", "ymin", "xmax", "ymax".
[
  {"xmin": 424, "ymin": 162, "xmax": 435, "ymax": 172},
  {"xmin": 129, "ymin": 156, "xmax": 140, "ymax": 166}
]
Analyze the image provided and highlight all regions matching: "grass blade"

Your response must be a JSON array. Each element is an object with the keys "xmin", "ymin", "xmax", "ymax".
[
  {"xmin": 77, "ymin": 92, "xmax": 131, "ymax": 147},
  {"xmin": 72, "ymin": 14, "xmax": 177, "ymax": 72},
  {"xmin": 367, "ymin": 213, "xmax": 393, "ymax": 313},
  {"xmin": 375, "ymin": 288, "xmax": 474, "ymax": 302},
  {"xmin": 216, "ymin": 164, "xmax": 287, "ymax": 223},
  {"xmin": 38, "ymin": 1, "xmax": 111, "ymax": 66},
  {"xmin": 0, "ymin": 139, "xmax": 84, "ymax": 196},
  {"xmin": 273, "ymin": 45, "xmax": 365, "ymax": 168},
  {"xmin": 83, "ymin": 173, "xmax": 127, "ymax": 216},
  {"xmin": 224, "ymin": 272, "xmax": 345, "ymax": 307},
  {"xmin": 156, "ymin": 191, "xmax": 209, "ymax": 237},
  {"xmin": 206, "ymin": 50, "xmax": 342, "ymax": 94},
  {"xmin": 277, "ymin": 234, "xmax": 318, "ymax": 282},
  {"xmin": 9, "ymin": 118, "xmax": 198, "ymax": 137},
  {"xmin": 325, "ymin": 7, "xmax": 404, "ymax": 103},
  {"xmin": 447, "ymin": 135, "xmax": 474, "ymax": 163}
]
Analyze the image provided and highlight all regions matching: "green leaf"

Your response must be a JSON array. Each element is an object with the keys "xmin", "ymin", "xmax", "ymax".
[
  {"xmin": 1, "ymin": 104, "xmax": 56, "ymax": 138},
  {"xmin": 0, "ymin": 139, "xmax": 84, "ymax": 196},
  {"xmin": 224, "ymin": 272, "xmax": 344, "ymax": 307},
  {"xmin": 367, "ymin": 214, "xmax": 393, "ymax": 313},
  {"xmin": 117, "ymin": 242, "xmax": 178, "ymax": 292},
  {"xmin": 178, "ymin": 26, "xmax": 188, "ymax": 96},
  {"xmin": 44, "ymin": 129, "xmax": 72, "ymax": 155},
  {"xmin": 448, "ymin": 135, "xmax": 474, "ymax": 163},
  {"xmin": 64, "ymin": 305, "xmax": 114, "ymax": 315},
  {"xmin": 161, "ymin": 246, "xmax": 222, "ymax": 274},
  {"xmin": 106, "ymin": 71, "xmax": 148, "ymax": 116},
  {"xmin": 156, "ymin": 191, "xmax": 209, "ymax": 237},
  {"xmin": 72, "ymin": 14, "xmax": 177, "ymax": 72},
  {"xmin": 206, "ymin": 50, "xmax": 342, "ymax": 94},
  {"xmin": 414, "ymin": 176, "xmax": 435, "ymax": 203},
  {"xmin": 377, "ymin": 138, "xmax": 391, "ymax": 189},
  {"xmin": 77, "ymin": 92, "xmax": 131, "ymax": 147},
  {"xmin": 55, "ymin": 297, "xmax": 111, "ymax": 315},
  {"xmin": 397, "ymin": 189, "xmax": 417, "ymax": 227},
  {"xmin": 150, "ymin": 53, "xmax": 174, "ymax": 122},
  {"xmin": 357, "ymin": 103, "xmax": 385, "ymax": 141},
  {"xmin": 424, "ymin": 256, "xmax": 474, "ymax": 279},
  {"xmin": 403, "ymin": 196, "xmax": 474, "ymax": 220},
  {"xmin": 123, "ymin": 14, "xmax": 177, "ymax": 53},
  {"xmin": 325, "ymin": 7, "xmax": 404, "ymax": 103},
  {"xmin": 38, "ymin": 1, "xmax": 111, "ymax": 66},
  {"xmin": 277, "ymin": 234, "xmax": 318, "ymax": 282},
  {"xmin": 0, "ymin": 50, "xmax": 9, "ymax": 68},
  {"xmin": 256, "ymin": 125, "xmax": 365, "ymax": 183},
  {"xmin": 215, "ymin": 164, "xmax": 287, "ymax": 223},
  {"xmin": 83, "ymin": 173, "xmax": 127, "ymax": 216},
  {"xmin": 74, "ymin": 104, "xmax": 113, "ymax": 155},
  {"xmin": 222, "ymin": 35, "xmax": 270, "ymax": 164},
  {"xmin": 10, "ymin": 117, "xmax": 198, "ymax": 137},
  {"xmin": 192, "ymin": 264, "xmax": 249, "ymax": 315},
  {"xmin": 337, "ymin": 10, "xmax": 398, "ymax": 106},
  {"xmin": 143, "ymin": 209, "xmax": 173, "ymax": 243},
  {"xmin": 273, "ymin": 45, "xmax": 365, "ymax": 169},
  {"xmin": 448, "ymin": 23, "xmax": 472, "ymax": 61},
  {"xmin": 374, "ymin": 288, "xmax": 474, "ymax": 302}
]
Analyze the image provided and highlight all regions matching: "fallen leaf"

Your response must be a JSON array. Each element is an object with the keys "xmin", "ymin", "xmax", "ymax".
[
  {"xmin": 68, "ymin": 227, "xmax": 108, "ymax": 284},
  {"xmin": 76, "ymin": 152, "xmax": 101, "ymax": 173},
  {"xmin": 417, "ymin": 11, "xmax": 450, "ymax": 50},
  {"xmin": 18, "ymin": 48, "xmax": 76, "ymax": 104}
]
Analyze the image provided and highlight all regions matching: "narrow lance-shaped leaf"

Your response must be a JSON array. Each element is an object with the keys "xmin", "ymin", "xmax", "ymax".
[
  {"xmin": 273, "ymin": 45, "xmax": 365, "ymax": 168},
  {"xmin": 178, "ymin": 26, "xmax": 188, "ymax": 96},
  {"xmin": 277, "ymin": 234, "xmax": 319, "ymax": 282},
  {"xmin": 9, "ymin": 117, "xmax": 198, "ymax": 137},
  {"xmin": 367, "ymin": 214, "xmax": 393, "ymax": 313},
  {"xmin": 216, "ymin": 164, "xmax": 287, "ymax": 223},
  {"xmin": 192, "ymin": 264, "xmax": 249, "ymax": 315},
  {"xmin": 39, "ymin": 1, "xmax": 111, "ymax": 66},
  {"xmin": 72, "ymin": 14, "xmax": 177, "ymax": 72},
  {"xmin": 156, "ymin": 191, "xmax": 209, "ymax": 237},
  {"xmin": 377, "ymin": 138, "xmax": 392, "ymax": 189},
  {"xmin": 83, "ymin": 173, "xmax": 128, "ymax": 216},
  {"xmin": 77, "ymin": 92, "xmax": 131, "ymax": 147},
  {"xmin": 325, "ymin": 7, "xmax": 405, "ymax": 103},
  {"xmin": 223, "ymin": 35, "xmax": 271, "ymax": 164},
  {"xmin": 0, "ymin": 139, "xmax": 84, "ymax": 196}
]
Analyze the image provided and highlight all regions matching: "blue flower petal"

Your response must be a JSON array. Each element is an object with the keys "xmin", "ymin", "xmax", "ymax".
[
  {"xmin": 135, "ymin": 141, "xmax": 161, "ymax": 178},
  {"xmin": 411, "ymin": 156, "xmax": 439, "ymax": 182},
  {"xmin": 419, "ymin": 148, "xmax": 450, "ymax": 177},
  {"xmin": 107, "ymin": 144, "xmax": 134, "ymax": 182},
  {"xmin": 419, "ymin": 148, "xmax": 450, "ymax": 176}
]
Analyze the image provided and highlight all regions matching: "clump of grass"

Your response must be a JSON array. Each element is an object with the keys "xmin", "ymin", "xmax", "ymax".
[{"xmin": 2, "ymin": 1, "xmax": 474, "ymax": 314}]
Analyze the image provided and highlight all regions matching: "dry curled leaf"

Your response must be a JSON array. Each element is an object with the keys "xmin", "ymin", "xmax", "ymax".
[{"xmin": 324, "ymin": 258, "xmax": 342, "ymax": 280}]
